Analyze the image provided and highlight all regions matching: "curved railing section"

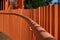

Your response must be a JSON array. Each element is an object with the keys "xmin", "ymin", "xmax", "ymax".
[{"xmin": 0, "ymin": 13, "xmax": 55, "ymax": 40}]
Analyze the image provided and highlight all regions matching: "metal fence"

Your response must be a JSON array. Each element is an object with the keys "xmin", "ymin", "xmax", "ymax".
[{"xmin": 0, "ymin": 4, "xmax": 59, "ymax": 40}]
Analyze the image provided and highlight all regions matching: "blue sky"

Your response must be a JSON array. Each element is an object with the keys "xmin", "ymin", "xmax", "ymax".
[{"xmin": 52, "ymin": 0, "xmax": 58, "ymax": 3}]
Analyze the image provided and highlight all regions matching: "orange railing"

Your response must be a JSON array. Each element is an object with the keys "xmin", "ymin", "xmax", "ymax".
[
  {"xmin": 0, "ymin": 13, "xmax": 54, "ymax": 40},
  {"xmin": 0, "ymin": 4, "xmax": 59, "ymax": 40}
]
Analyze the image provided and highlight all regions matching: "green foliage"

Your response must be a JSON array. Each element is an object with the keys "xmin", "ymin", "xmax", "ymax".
[{"xmin": 24, "ymin": 0, "xmax": 52, "ymax": 9}]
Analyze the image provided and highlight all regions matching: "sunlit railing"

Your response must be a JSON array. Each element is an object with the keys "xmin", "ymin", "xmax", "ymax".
[{"xmin": 0, "ymin": 13, "xmax": 55, "ymax": 40}]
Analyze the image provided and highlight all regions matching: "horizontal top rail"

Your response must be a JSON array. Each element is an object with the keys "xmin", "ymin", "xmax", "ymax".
[{"xmin": 0, "ymin": 13, "xmax": 55, "ymax": 40}]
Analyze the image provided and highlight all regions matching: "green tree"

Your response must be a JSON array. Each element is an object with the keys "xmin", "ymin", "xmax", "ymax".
[{"xmin": 24, "ymin": 0, "xmax": 52, "ymax": 9}]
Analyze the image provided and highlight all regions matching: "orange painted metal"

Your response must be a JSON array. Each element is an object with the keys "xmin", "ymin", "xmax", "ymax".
[
  {"xmin": 0, "ymin": 4, "xmax": 59, "ymax": 40},
  {"xmin": 58, "ymin": 4, "xmax": 60, "ymax": 40},
  {"xmin": 17, "ymin": 0, "xmax": 24, "ymax": 9},
  {"xmin": 0, "ymin": 12, "xmax": 54, "ymax": 40},
  {"xmin": 54, "ymin": 4, "xmax": 58, "ymax": 40}
]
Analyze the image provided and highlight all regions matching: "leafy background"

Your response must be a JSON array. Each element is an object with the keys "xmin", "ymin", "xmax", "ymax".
[{"xmin": 24, "ymin": 0, "xmax": 58, "ymax": 9}]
